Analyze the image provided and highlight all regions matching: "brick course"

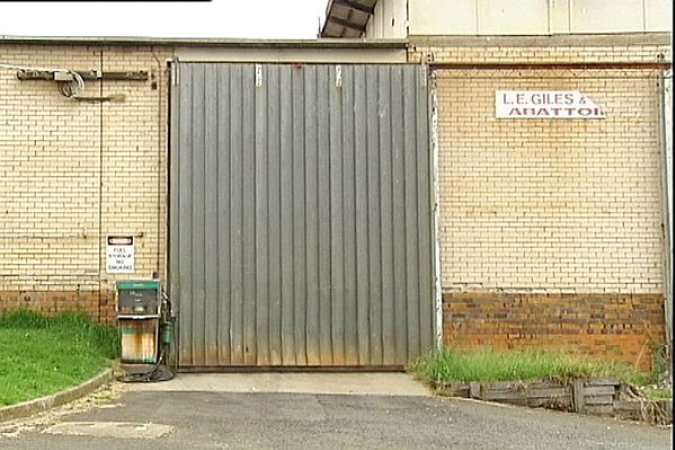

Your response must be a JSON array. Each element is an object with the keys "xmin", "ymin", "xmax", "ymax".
[
  {"xmin": 408, "ymin": 36, "xmax": 671, "ymax": 65},
  {"xmin": 0, "ymin": 290, "xmax": 116, "ymax": 323},
  {"xmin": 443, "ymin": 292, "xmax": 666, "ymax": 370}
]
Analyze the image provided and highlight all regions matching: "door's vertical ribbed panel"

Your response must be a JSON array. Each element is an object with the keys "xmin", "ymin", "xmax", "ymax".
[{"xmin": 170, "ymin": 63, "xmax": 433, "ymax": 367}]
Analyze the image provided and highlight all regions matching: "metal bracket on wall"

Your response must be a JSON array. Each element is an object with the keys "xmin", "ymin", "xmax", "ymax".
[
  {"xmin": 16, "ymin": 70, "xmax": 149, "ymax": 82},
  {"xmin": 335, "ymin": 65, "xmax": 342, "ymax": 88},
  {"xmin": 16, "ymin": 69, "xmax": 149, "ymax": 102},
  {"xmin": 255, "ymin": 64, "xmax": 263, "ymax": 87},
  {"xmin": 169, "ymin": 60, "xmax": 179, "ymax": 86}
]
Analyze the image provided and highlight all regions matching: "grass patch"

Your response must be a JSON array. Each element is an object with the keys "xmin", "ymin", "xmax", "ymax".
[
  {"xmin": 0, "ymin": 309, "xmax": 119, "ymax": 406},
  {"xmin": 639, "ymin": 386, "xmax": 673, "ymax": 400},
  {"xmin": 409, "ymin": 347, "xmax": 653, "ymax": 387}
]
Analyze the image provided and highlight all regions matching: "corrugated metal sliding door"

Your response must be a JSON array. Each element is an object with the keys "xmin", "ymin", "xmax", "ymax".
[{"xmin": 170, "ymin": 63, "xmax": 434, "ymax": 368}]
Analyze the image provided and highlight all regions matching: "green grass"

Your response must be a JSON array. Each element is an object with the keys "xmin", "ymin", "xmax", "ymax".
[
  {"xmin": 0, "ymin": 310, "xmax": 119, "ymax": 406},
  {"xmin": 639, "ymin": 387, "xmax": 673, "ymax": 400},
  {"xmin": 409, "ymin": 347, "xmax": 660, "ymax": 389}
]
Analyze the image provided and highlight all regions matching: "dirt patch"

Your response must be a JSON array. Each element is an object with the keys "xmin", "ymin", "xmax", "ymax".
[{"xmin": 0, "ymin": 380, "xmax": 126, "ymax": 439}]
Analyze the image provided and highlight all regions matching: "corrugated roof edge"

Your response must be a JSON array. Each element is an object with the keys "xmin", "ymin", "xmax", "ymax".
[{"xmin": 0, "ymin": 35, "xmax": 408, "ymax": 48}]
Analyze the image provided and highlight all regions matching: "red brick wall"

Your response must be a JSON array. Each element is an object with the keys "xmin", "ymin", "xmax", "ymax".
[
  {"xmin": 0, "ymin": 290, "xmax": 117, "ymax": 324},
  {"xmin": 443, "ymin": 292, "xmax": 666, "ymax": 371}
]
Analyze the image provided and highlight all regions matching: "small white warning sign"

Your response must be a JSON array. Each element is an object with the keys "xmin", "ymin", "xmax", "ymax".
[{"xmin": 106, "ymin": 236, "xmax": 135, "ymax": 273}]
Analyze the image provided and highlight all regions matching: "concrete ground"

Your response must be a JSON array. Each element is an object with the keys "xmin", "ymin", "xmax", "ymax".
[
  {"xmin": 0, "ymin": 373, "xmax": 671, "ymax": 450},
  {"xmin": 125, "ymin": 372, "xmax": 433, "ymax": 396}
]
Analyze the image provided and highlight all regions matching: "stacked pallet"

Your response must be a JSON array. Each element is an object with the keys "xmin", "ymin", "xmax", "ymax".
[{"xmin": 434, "ymin": 378, "xmax": 671, "ymax": 425}]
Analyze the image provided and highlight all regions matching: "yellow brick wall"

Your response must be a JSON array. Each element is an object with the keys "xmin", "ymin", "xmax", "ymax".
[
  {"xmin": 432, "ymin": 68, "xmax": 665, "ymax": 293},
  {"xmin": 407, "ymin": 40, "xmax": 669, "ymax": 294},
  {"xmin": 412, "ymin": 39, "xmax": 669, "ymax": 364},
  {"xmin": 101, "ymin": 46, "xmax": 171, "ymax": 288},
  {"xmin": 411, "ymin": 37, "xmax": 670, "ymax": 295},
  {"xmin": 0, "ymin": 44, "xmax": 171, "ymax": 318},
  {"xmin": 0, "ymin": 39, "xmax": 669, "ymax": 329}
]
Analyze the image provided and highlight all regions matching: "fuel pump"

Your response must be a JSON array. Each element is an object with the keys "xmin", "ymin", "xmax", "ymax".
[{"xmin": 115, "ymin": 279, "xmax": 175, "ymax": 382}]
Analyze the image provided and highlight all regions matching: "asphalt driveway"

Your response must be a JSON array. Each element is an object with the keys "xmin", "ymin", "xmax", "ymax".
[{"xmin": 0, "ymin": 374, "xmax": 671, "ymax": 450}]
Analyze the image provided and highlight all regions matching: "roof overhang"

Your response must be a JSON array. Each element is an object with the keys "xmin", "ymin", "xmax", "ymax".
[
  {"xmin": 320, "ymin": 0, "xmax": 378, "ymax": 38},
  {"xmin": 0, "ymin": 35, "xmax": 408, "ymax": 63},
  {"xmin": 0, "ymin": 35, "xmax": 403, "ymax": 48}
]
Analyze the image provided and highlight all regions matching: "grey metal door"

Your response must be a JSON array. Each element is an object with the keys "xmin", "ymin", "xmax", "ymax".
[{"xmin": 170, "ymin": 63, "xmax": 434, "ymax": 368}]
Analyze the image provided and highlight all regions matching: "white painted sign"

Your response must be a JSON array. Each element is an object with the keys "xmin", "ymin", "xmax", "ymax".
[
  {"xmin": 106, "ymin": 236, "xmax": 135, "ymax": 273},
  {"xmin": 495, "ymin": 90, "xmax": 606, "ymax": 119}
]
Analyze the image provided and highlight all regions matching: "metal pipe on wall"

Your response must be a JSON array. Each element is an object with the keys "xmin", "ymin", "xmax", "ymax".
[
  {"xmin": 657, "ymin": 68, "xmax": 672, "ymax": 354},
  {"xmin": 428, "ymin": 66, "xmax": 443, "ymax": 351}
]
